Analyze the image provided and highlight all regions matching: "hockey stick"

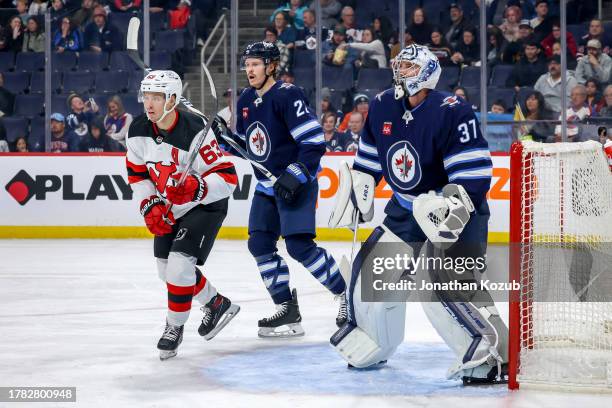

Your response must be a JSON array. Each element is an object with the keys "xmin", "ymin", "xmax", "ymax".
[{"xmin": 127, "ymin": 18, "xmax": 277, "ymax": 184}]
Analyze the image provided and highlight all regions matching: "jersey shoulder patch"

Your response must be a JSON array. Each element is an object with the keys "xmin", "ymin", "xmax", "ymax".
[{"xmin": 127, "ymin": 114, "xmax": 151, "ymax": 139}]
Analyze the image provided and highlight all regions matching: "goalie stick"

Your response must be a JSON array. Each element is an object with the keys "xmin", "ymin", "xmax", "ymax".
[{"xmin": 126, "ymin": 17, "xmax": 277, "ymax": 186}]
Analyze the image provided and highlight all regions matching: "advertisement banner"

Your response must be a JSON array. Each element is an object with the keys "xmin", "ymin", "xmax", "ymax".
[{"xmin": 0, "ymin": 153, "xmax": 510, "ymax": 240}]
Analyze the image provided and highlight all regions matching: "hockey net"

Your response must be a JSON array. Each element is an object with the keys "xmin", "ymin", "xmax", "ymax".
[{"xmin": 508, "ymin": 140, "xmax": 612, "ymax": 390}]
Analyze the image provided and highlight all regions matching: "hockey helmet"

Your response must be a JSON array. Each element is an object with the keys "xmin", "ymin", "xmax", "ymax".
[
  {"xmin": 140, "ymin": 70, "xmax": 182, "ymax": 123},
  {"xmin": 240, "ymin": 41, "xmax": 281, "ymax": 70},
  {"xmin": 391, "ymin": 44, "xmax": 441, "ymax": 99}
]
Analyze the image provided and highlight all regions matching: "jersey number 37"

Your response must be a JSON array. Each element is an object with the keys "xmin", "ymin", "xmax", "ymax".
[{"xmin": 458, "ymin": 119, "xmax": 478, "ymax": 143}]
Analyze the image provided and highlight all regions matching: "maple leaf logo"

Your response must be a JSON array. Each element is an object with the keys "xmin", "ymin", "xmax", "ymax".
[{"xmin": 395, "ymin": 154, "xmax": 413, "ymax": 179}]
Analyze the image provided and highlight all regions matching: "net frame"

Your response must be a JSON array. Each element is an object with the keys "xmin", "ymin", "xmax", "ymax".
[{"xmin": 508, "ymin": 140, "xmax": 612, "ymax": 391}]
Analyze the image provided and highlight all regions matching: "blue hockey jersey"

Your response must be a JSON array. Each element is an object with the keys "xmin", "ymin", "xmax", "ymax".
[
  {"xmin": 353, "ymin": 89, "xmax": 492, "ymax": 210},
  {"xmin": 235, "ymin": 81, "xmax": 326, "ymax": 194}
]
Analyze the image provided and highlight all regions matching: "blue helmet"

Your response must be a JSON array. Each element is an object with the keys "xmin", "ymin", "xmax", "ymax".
[{"xmin": 240, "ymin": 41, "xmax": 281, "ymax": 69}]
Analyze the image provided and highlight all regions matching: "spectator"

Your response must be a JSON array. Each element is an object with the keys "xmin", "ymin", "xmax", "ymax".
[
  {"xmin": 53, "ymin": 17, "xmax": 82, "ymax": 52},
  {"xmin": 585, "ymin": 78, "xmax": 605, "ymax": 113},
  {"xmin": 444, "ymin": 3, "xmax": 472, "ymax": 49},
  {"xmin": 273, "ymin": 11, "xmax": 297, "ymax": 50},
  {"xmin": 280, "ymin": 70, "xmax": 294, "ymax": 84},
  {"xmin": 372, "ymin": 16, "xmax": 394, "ymax": 47},
  {"xmin": 343, "ymin": 110, "xmax": 364, "ymax": 152},
  {"xmin": 506, "ymin": 39, "xmax": 547, "ymax": 91},
  {"xmin": 263, "ymin": 26, "xmax": 291, "ymax": 74},
  {"xmin": 322, "ymin": 25, "xmax": 357, "ymax": 68},
  {"xmin": 4, "ymin": 16, "xmax": 24, "ymax": 53},
  {"xmin": 16, "ymin": 0, "xmax": 30, "ymax": 26},
  {"xmin": 309, "ymin": 0, "xmax": 341, "ymax": 30},
  {"xmin": 502, "ymin": 19, "xmax": 534, "ymax": 64},
  {"xmin": 84, "ymin": 7, "xmax": 123, "ymax": 52},
  {"xmin": 21, "ymin": 16, "xmax": 44, "ymax": 52},
  {"xmin": 271, "ymin": 0, "xmax": 308, "ymax": 30},
  {"xmin": 487, "ymin": 26, "xmax": 506, "ymax": 67},
  {"xmin": 338, "ymin": 94, "xmax": 368, "ymax": 133},
  {"xmin": 575, "ymin": 39, "xmax": 611, "ymax": 85},
  {"xmin": 408, "ymin": 7, "xmax": 432, "ymax": 46},
  {"xmin": 453, "ymin": 86, "xmax": 477, "ymax": 110},
  {"xmin": 80, "ymin": 117, "xmax": 123, "ymax": 152},
  {"xmin": 66, "ymin": 93, "xmax": 100, "ymax": 138},
  {"xmin": 499, "ymin": 5, "xmax": 522, "ymax": 43},
  {"xmin": 320, "ymin": 88, "xmax": 343, "ymax": 124},
  {"xmin": 343, "ymin": 27, "xmax": 387, "ymax": 69},
  {"xmin": 551, "ymin": 39, "xmax": 577, "ymax": 70},
  {"xmin": 28, "ymin": 0, "xmax": 48, "ymax": 15},
  {"xmin": 578, "ymin": 18, "xmax": 609, "ymax": 57},
  {"xmin": 450, "ymin": 28, "xmax": 479, "ymax": 66},
  {"xmin": 490, "ymin": 99, "xmax": 506, "ymax": 114},
  {"xmin": 521, "ymin": 90, "xmax": 556, "ymax": 143},
  {"xmin": 428, "ymin": 28, "xmax": 453, "ymax": 67},
  {"xmin": 295, "ymin": 9, "xmax": 327, "ymax": 50},
  {"xmin": 104, "ymin": 95, "xmax": 133, "ymax": 149},
  {"xmin": 13, "ymin": 136, "xmax": 28, "ymax": 152},
  {"xmin": 541, "ymin": 20, "xmax": 577, "ymax": 59},
  {"xmin": 73, "ymin": 0, "xmax": 98, "ymax": 28},
  {"xmin": 114, "ymin": 0, "xmax": 142, "ymax": 13},
  {"xmin": 0, "ymin": 73, "xmax": 14, "ymax": 117},
  {"xmin": 554, "ymin": 84, "xmax": 594, "ymax": 142},
  {"xmin": 50, "ymin": 0, "xmax": 65, "ymax": 31},
  {"xmin": 339, "ymin": 6, "xmax": 362, "ymax": 43},
  {"xmin": 599, "ymin": 85, "xmax": 612, "ymax": 117},
  {"xmin": 530, "ymin": 0, "xmax": 553, "ymax": 42},
  {"xmin": 534, "ymin": 55, "xmax": 578, "ymax": 115},
  {"xmin": 49, "ymin": 113, "xmax": 79, "ymax": 153},
  {"xmin": 322, "ymin": 112, "xmax": 348, "ymax": 152},
  {"xmin": 390, "ymin": 29, "xmax": 415, "ymax": 60},
  {"xmin": 168, "ymin": 0, "xmax": 191, "ymax": 30},
  {"xmin": 0, "ymin": 137, "xmax": 8, "ymax": 153}
]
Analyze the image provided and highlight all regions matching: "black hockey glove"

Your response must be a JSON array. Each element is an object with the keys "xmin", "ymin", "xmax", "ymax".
[
  {"xmin": 273, "ymin": 162, "xmax": 310, "ymax": 204},
  {"xmin": 211, "ymin": 115, "xmax": 229, "ymax": 139}
]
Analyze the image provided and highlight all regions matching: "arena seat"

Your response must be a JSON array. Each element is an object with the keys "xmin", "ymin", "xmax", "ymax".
[
  {"xmin": 2, "ymin": 71, "xmax": 30, "ymax": 94},
  {"xmin": 78, "ymin": 51, "xmax": 109, "ymax": 72},
  {"xmin": 3, "ymin": 116, "xmax": 28, "ymax": 142},
  {"xmin": 95, "ymin": 71, "xmax": 129, "ymax": 94}
]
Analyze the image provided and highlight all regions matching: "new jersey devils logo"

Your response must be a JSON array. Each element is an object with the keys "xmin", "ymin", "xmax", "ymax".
[
  {"xmin": 386, "ymin": 141, "xmax": 421, "ymax": 191},
  {"xmin": 246, "ymin": 121, "xmax": 271, "ymax": 162},
  {"xmin": 147, "ymin": 161, "xmax": 177, "ymax": 195}
]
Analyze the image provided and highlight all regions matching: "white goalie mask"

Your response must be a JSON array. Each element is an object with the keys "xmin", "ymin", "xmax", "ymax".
[
  {"xmin": 140, "ymin": 70, "xmax": 182, "ymax": 123},
  {"xmin": 391, "ymin": 44, "xmax": 441, "ymax": 99}
]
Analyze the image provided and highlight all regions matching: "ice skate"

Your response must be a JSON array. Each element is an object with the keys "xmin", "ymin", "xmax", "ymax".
[
  {"xmin": 198, "ymin": 293, "xmax": 240, "ymax": 340},
  {"xmin": 157, "ymin": 322, "xmax": 184, "ymax": 361},
  {"xmin": 258, "ymin": 288, "xmax": 304, "ymax": 338}
]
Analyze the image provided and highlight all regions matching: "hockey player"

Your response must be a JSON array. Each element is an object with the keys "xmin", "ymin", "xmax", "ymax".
[
  {"xmin": 213, "ymin": 41, "xmax": 347, "ymax": 337},
  {"xmin": 126, "ymin": 70, "xmax": 240, "ymax": 360},
  {"xmin": 328, "ymin": 44, "xmax": 509, "ymax": 384}
]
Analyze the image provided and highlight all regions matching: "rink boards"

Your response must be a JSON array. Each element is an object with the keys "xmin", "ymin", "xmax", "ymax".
[{"xmin": 0, "ymin": 153, "xmax": 510, "ymax": 242}]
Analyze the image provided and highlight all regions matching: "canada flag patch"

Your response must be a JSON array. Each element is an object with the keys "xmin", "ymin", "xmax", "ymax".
[
  {"xmin": 382, "ymin": 122, "xmax": 392, "ymax": 136},
  {"xmin": 242, "ymin": 107, "xmax": 249, "ymax": 119}
]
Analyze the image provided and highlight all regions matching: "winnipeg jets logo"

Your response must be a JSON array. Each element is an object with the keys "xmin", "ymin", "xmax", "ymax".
[
  {"xmin": 280, "ymin": 83, "xmax": 294, "ymax": 90},
  {"xmin": 246, "ymin": 121, "xmax": 272, "ymax": 162},
  {"xmin": 402, "ymin": 110, "xmax": 413, "ymax": 124},
  {"xmin": 441, "ymin": 96, "xmax": 460, "ymax": 108},
  {"xmin": 254, "ymin": 97, "xmax": 263, "ymax": 107},
  {"xmin": 386, "ymin": 141, "xmax": 421, "ymax": 191}
]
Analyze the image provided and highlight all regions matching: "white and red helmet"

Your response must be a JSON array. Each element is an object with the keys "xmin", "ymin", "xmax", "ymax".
[{"xmin": 140, "ymin": 70, "xmax": 182, "ymax": 122}]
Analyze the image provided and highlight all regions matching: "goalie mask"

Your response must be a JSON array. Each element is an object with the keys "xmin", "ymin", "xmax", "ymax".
[
  {"xmin": 140, "ymin": 70, "xmax": 182, "ymax": 123},
  {"xmin": 391, "ymin": 44, "xmax": 441, "ymax": 99}
]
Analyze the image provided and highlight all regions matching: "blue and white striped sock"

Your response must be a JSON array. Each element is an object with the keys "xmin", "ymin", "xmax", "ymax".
[
  {"xmin": 256, "ymin": 253, "xmax": 292, "ymax": 304},
  {"xmin": 303, "ymin": 248, "xmax": 345, "ymax": 295}
]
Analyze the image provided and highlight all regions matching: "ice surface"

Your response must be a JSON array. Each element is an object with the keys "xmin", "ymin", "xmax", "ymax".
[{"xmin": 1, "ymin": 240, "xmax": 611, "ymax": 408}]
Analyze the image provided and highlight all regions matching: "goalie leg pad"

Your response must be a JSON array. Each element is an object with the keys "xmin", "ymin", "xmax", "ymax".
[
  {"xmin": 328, "ymin": 161, "xmax": 375, "ymax": 228},
  {"xmin": 330, "ymin": 225, "xmax": 412, "ymax": 368}
]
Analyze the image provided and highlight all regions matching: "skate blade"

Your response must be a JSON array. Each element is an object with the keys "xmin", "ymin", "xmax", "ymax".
[
  {"xmin": 204, "ymin": 304, "xmax": 240, "ymax": 341},
  {"xmin": 159, "ymin": 350, "xmax": 177, "ymax": 361},
  {"xmin": 258, "ymin": 323, "xmax": 305, "ymax": 339}
]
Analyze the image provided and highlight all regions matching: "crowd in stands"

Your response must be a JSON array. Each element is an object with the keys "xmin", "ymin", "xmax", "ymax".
[
  {"xmin": 265, "ymin": 0, "xmax": 610, "ymax": 152},
  {"xmin": 0, "ymin": 0, "xmax": 229, "ymax": 152}
]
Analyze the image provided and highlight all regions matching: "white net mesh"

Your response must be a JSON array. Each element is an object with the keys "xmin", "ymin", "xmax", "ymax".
[{"xmin": 517, "ymin": 141, "xmax": 612, "ymax": 389}]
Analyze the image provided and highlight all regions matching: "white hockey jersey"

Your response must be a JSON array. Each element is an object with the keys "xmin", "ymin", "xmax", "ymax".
[{"xmin": 126, "ymin": 111, "xmax": 238, "ymax": 219}]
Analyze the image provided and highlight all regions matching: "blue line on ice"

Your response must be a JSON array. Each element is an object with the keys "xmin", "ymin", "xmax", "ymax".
[{"xmin": 203, "ymin": 342, "xmax": 509, "ymax": 397}]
